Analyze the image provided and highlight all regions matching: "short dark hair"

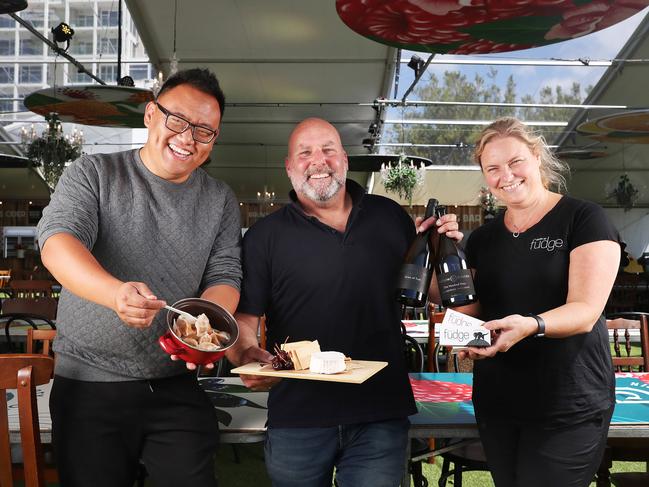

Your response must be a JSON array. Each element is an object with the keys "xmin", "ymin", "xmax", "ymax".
[{"xmin": 157, "ymin": 68, "xmax": 226, "ymax": 117}]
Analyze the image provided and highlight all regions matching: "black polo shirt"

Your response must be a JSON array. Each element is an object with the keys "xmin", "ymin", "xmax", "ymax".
[{"xmin": 238, "ymin": 180, "xmax": 418, "ymax": 427}]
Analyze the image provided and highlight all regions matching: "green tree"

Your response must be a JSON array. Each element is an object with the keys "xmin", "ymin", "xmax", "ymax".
[{"xmin": 385, "ymin": 69, "xmax": 590, "ymax": 165}]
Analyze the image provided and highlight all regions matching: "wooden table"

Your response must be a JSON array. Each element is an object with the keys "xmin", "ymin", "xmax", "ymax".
[{"xmin": 403, "ymin": 372, "xmax": 649, "ymax": 487}]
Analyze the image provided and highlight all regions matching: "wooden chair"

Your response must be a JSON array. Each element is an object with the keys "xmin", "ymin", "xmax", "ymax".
[
  {"xmin": 0, "ymin": 270, "xmax": 11, "ymax": 302},
  {"xmin": 427, "ymin": 308, "xmax": 466, "ymax": 373},
  {"xmin": 0, "ymin": 270, "xmax": 10, "ymax": 288},
  {"xmin": 2, "ymin": 298, "xmax": 58, "ymax": 321},
  {"xmin": 9, "ymin": 281, "xmax": 55, "ymax": 299},
  {"xmin": 607, "ymin": 312, "xmax": 649, "ymax": 372},
  {"xmin": 0, "ymin": 354, "xmax": 54, "ymax": 487},
  {"xmin": 26, "ymin": 329, "xmax": 56, "ymax": 360},
  {"xmin": 1, "ymin": 298, "xmax": 57, "ymax": 353},
  {"xmin": 597, "ymin": 312, "xmax": 649, "ymax": 487}
]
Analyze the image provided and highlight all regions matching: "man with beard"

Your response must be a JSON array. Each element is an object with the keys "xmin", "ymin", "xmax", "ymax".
[{"xmin": 226, "ymin": 118, "xmax": 461, "ymax": 487}]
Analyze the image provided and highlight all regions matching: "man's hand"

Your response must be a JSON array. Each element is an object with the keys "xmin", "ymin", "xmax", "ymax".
[
  {"xmin": 415, "ymin": 213, "xmax": 463, "ymax": 243},
  {"xmin": 113, "ymin": 281, "xmax": 166, "ymax": 328},
  {"xmin": 237, "ymin": 345, "xmax": 281, "ymax": 391}
]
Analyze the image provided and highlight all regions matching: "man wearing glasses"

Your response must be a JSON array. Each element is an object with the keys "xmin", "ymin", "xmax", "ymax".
[{"xmin": 37, "ymin": 68, "xmax": 241, "ymax": 487}]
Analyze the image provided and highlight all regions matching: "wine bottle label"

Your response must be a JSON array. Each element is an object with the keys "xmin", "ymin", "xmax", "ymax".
[
  {"xmin": 438, "ymin": 269, "xmax": 475, "ymax": 300},
  {"xmin": 397, "ymin": 264, "xmax": 431, "ymax": 295}
]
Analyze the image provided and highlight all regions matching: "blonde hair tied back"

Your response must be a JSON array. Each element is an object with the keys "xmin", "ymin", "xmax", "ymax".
[{"xmin": 473, "ymin": 117, "xmax": 569, "ymax": 193}]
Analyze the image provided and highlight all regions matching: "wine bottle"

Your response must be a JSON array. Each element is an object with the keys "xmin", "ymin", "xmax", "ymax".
[
  {"xmin": 434, "ymin": 206, "xmax": 477, "ymax": 308},
  {"xmin": 396, "ymin": 198, "xmax": 438, "ymax": 307}
]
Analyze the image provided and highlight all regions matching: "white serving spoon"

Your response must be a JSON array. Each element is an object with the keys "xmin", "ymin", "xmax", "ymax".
[{"xmin": 164, "ymin": 305, "xmax": 198, "ymax": 324}]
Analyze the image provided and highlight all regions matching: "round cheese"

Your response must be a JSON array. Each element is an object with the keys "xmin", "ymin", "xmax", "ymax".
[{"xmin": 309, "ymin": 351, "xmax": 346, "ymax": 374}]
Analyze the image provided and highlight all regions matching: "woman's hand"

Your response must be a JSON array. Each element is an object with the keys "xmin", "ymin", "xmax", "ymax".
[
  {"xmin": 461, "ymin": 314, "xmax": 538, "ymax": 360},
  {"xmin": 415, "ymin": 213, "xmax": 463, "ymax": 243}
]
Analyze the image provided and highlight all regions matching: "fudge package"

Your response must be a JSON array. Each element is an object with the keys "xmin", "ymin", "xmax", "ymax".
[{"xmin": 439, "ymin": 308, "xmax": 491, "ymax": 348}]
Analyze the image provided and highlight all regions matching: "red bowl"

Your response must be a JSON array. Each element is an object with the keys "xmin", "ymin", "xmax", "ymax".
[{"xmin": 158, "ymin": 298, "xmax": 239, "ymax": 366}]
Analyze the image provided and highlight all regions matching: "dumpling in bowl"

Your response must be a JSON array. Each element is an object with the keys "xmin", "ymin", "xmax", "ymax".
[
  {"xmin": 197, "ymin": 341, "xmax": 219, "ymax": 351},
  {"xmin": 199, "ymin": 334, "xmax": 213, "ymax": 345},
  {"xmin": 211, "ymin": 330, "xmax": 230, "ymax": 347},
  {"xmin": 173, "ymin": 316, "xmax": 193, "ymax": 337},
  {"xmin": 194, "ymin": 313, "xmax": 212, "ymax": 336},
  {"xmin": 173, "ymin": 312, "xmax": 228, "ymax": 351}
]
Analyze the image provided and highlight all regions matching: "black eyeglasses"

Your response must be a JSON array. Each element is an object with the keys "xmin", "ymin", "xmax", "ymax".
[{"xmin": 155, "ymin": 102, "xmax": 219, "ymax": 144}]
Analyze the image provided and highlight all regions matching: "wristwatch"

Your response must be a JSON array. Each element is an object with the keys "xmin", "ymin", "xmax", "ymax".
[{"xmin": 528, "ymin": 314, "xmax": 546, "ymax": 338}]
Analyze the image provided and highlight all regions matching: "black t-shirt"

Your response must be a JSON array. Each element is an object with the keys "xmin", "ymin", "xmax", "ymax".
[
  {"xmin": 238, "ymin": 180, "xmax": 417, "ymax": 428},
  {"xmin": 465, "ymin": 195, "xmax": 619, "ymax": 425}
]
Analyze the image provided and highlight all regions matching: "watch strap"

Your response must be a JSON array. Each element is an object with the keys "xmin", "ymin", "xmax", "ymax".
[{"xmin": 528, "ymin": 314, "xmax": 546, "ymax": 338}]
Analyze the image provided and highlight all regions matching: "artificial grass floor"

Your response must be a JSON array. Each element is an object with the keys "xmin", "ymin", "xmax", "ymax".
[
  {"xmin": 208, "ymin": 443, "xmax": 646, "ymax": 487},
  {"xmin": 20, "ymin": 442, "xmax": 646, "ymax": 486}
]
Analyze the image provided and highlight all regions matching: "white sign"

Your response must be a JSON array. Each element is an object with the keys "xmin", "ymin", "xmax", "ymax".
[{"xmin": 439, "ymin": 309, "xmax": 491, "ymax": 348}]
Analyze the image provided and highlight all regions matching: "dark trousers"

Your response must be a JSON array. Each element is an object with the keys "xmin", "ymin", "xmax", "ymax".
[
  {"xmin": 476, "ymin": 406, "xmax": 614, "ymax": 487},
  {"xmin": 50, "ymin": 373, "xmax": 219, "ymax": 487}
]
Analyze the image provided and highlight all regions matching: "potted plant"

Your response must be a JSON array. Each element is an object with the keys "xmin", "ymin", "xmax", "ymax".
[
  {"xmin": 608, "ymin": 174, "xmax": 639, "ymax": 212},
  {"xmin": 379, "ymin": 154, "xmax": 426, "ymax": 205},
  {"xmin": 479, "ymin": 186, "xmax": 497, "ymax": 219}
]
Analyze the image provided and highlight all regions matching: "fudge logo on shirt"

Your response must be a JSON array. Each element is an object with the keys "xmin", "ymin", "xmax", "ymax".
[{"xmin": 530, "ymin": 236, "xmax": 564, "ymax": 252}]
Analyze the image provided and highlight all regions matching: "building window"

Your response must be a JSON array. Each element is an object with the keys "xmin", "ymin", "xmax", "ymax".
[
  {"xmin": 0, "ymin": 17, "xmax": 15, "ymax": 28},
  {"xmin": 129, "ymin": 64, "xmax": 149, "ymax": 81},
  {"xmin": 71, "ymin": 13, "xmax": 94, "ymax": 27},
  {"xmin": 99, "ymin": 10, "xmax": 118, "ymax": 27},
  {"xmin": 48, "ymin": 7, "xmax": 64, "ymax": 25},
  {"xmin": 99, "ymin": 64, "xmax": 117, "ymax": 83},
  {"xmin": 19, "ymin": 38, "xmax": 40, "ymax": 55},
  {"xmin": 0, "ymin": 99, "xmax": 13, "ymax": 113},
  {"xmin": 69, "ymin": 70, "xmax": 93, "ymax": 84},
  {"xmin": 0, "ymin": 39, "xmax": 15, "ymax": 55},
  {"xmin": 20, "ymin": 10, "xmax": 44, "ymax": 28},
  {"xmin": 99, "ymin": 37, "xmax": 117, "ymax": 55},
  {"xmin": 70, "ymin": 40, "xmax": 93, "ymax": 55},
  {"xmin": 19, "ymin": 65, "xmax": 43, "ymax": 84},
  {"xmin": 0, "ymin": 66, "xmax": 14, "ymax": 84}
]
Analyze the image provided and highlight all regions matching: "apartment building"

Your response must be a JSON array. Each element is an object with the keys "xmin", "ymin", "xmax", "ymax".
[{"xmin": 0, "ymin": 0, "xmax": 152, "ymax": 153}]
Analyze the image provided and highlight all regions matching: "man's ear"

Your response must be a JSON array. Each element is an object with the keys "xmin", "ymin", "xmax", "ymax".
[{"xmin": 143, "ymin": 101, "xmax": 155, "ymax": 128}]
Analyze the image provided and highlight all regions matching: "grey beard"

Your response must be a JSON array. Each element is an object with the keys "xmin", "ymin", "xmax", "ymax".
[{"xmin": 292, "ymin": 170, "xmax": 347, "ymax": 203}]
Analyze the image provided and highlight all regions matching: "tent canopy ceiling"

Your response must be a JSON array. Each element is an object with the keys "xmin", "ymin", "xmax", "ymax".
[
  {"xmin": 557, "ymin": 13, "xmax": 649, "ymax": 208},
  {"xmin": 124, "ymin": 0, "xmax": 395, "ymax": 202}
]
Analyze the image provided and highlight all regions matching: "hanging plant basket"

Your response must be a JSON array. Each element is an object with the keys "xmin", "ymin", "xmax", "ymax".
[
  {"xmin": 23, "ymin": 113, "xmax": 83, "ymax": 191},
  {"xmin": 379, "ymin": 154, "xmax": 426, "ymax": 205},
  {"xmin": 479, "ymin": 186, "xmax": 497, "ymax": 217}
]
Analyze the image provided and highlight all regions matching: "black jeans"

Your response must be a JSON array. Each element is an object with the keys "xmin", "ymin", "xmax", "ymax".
[
  {"xmin": 476, "ymin": 406, "xmax": 614, "ymax": 487},
  {"xmin": 50, "ymin": 373, "xmax": 219, "ymax": 487}
]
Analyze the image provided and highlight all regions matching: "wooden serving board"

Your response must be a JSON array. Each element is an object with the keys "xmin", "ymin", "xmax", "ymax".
[{"xmin": 230, "ymin": 360, "xmax": 388, "ymax": 384}]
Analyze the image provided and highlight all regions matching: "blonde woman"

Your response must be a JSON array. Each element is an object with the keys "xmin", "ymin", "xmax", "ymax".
[{"xmin": 459, "ymin": 117, "xmax": 621, "ymax": 487}]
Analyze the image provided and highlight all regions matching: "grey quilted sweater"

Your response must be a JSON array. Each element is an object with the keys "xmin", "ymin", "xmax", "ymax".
[{"xmin": 37, "ymin": 149, "xmax": 242, "ymax": 381}]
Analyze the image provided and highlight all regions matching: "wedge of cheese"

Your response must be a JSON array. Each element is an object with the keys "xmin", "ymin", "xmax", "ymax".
[{"xmin": 281, "ymin": 340, "xmax": 321, "ymax": 370}]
